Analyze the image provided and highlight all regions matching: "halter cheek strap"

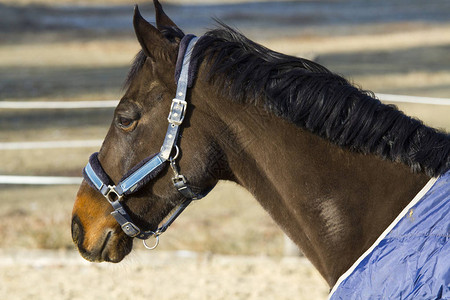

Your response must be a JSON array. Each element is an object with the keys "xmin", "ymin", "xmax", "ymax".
[{"xmin": 82, "ymin": 36, "xmax": 208, "ymax": 244}]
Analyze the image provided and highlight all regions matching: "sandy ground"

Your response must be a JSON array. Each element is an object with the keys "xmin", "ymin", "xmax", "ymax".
[{"xmin": 0, "ymin": 249, "xmax": 329, "ymax": 300}]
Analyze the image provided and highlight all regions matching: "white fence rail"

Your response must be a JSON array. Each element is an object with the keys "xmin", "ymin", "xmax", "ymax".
[
  {"xmin": 1, "ymin": 93, "xmax": 449, "ymax": 185},
  {"xmin": 0, "ymin": 175, "xmax": 82, "ymax": 185},
  {"xmin": 0, "ymin": 94, "xmax": 450, "ymax": 110},
  {"xmin": 376, "ymin": 93, "xmax": 450, "ymax": 106},
  {"xmin": 0, "ymin": 140, "xmax": 103, "ymax": 150},
  {"xmin": 0, "ymin": 100, "xmax": 118, "ymax": 109}
]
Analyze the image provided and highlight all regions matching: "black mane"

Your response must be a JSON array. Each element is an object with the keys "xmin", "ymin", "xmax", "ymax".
[
  {"xmin": 192, "ymin": 24, "xmax": 450, "ymax": 177},
  {"xmin": 126, "ymin": 23, "xmax": 450, "ymax": 177}
]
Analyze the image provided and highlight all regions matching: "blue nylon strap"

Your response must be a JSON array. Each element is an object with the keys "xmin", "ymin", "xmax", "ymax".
[
  {"xmin": 160, "ymin": 37, "xmax": 198, "ymax": 160},
  {"xmin": 83, "ymin": 152, "xmax": 166, "ymax": 197},
  {"xmin": 116, "ymin": 154, "xmax": 165, "ymax": 195},
  {"xmin": 84, "ymin": 161, "xmax": 104, "ymax": 192}
]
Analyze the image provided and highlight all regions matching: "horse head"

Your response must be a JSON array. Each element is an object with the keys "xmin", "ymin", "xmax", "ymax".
[
  {"xmin": 70, "ymin": 1, "xmax": 449, "ymax": 289},
  {"xmin": 71, "ymin": 1, "xmax": 228, "ymax": 262}
]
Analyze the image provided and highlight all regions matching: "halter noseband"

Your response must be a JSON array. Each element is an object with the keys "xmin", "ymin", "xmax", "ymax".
[{"xmin": 83, "ymin": 35, "xmax": 206, "ymax": 249}]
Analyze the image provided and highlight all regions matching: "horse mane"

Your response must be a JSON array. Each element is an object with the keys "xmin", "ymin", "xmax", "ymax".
[
  {"xmin": 192, "ymin": 24, "xmax": 450, "ymax": 177},
  {"xmin": 125, "ymin": 23, "xmax": 450, "ymax": 177}
]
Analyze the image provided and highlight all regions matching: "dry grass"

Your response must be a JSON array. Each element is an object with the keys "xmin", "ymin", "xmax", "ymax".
[
  {"xmin": 0, "ymin": 185, "xmax": 77, "ymax": 249},
  {"xmin": 356, "ymin": 72, "xmax": 450, "ymax": 93},
  {"xmin": 2, "ymin": 24, "xmax": 450, "ymax": 101},
  {"xmin": 0, "ymin": 41, "xmax": 140, "ymax": 68},
  {"xmin": 0, "ymin": 182, "xmax": 285, "ymax": 255},
  {"xmin": 0, "ymin": 250, "xmax": 329, "ymax": 300},
  {"xmin": 0, "ymin": 148, "xmax": 95, "ymax": 176},
  {"xmin": 4, "ymin": 26, "xmax": 450, "ymax": 67},
  {"xmin": 265, "ymin": 26, "xmax": 450, "ymax": 56}
]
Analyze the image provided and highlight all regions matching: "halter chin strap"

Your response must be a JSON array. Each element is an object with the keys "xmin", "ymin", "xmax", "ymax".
[{"xmin": 82, "ymin": 36, "xmax": 207, "ymax": 246}]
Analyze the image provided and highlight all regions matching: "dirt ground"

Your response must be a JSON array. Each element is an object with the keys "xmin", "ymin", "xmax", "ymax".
[{"xmin": 0, "ymin": 249, "xmax": 329, "ymax": 300}]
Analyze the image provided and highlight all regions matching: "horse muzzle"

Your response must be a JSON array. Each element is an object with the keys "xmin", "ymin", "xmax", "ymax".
[{"xmin": 71, "ymin": 185, "xmax": 133, "ymax": 263}]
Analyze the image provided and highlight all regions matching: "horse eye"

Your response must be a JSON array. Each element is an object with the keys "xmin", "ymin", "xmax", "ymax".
[{"xmin": 118, "ymin": 116, "xmax": 134, "ymax": 129}]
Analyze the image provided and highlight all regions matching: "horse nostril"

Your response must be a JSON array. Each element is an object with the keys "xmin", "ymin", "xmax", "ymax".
[{"xmin": 71, "ymin": 216, "xmax": 84, "ymax": 245}]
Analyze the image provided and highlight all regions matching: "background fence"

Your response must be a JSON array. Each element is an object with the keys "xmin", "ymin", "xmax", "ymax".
[{"xmin": 1, "ymin": 93, "xmax": 449, "ymax": 185}]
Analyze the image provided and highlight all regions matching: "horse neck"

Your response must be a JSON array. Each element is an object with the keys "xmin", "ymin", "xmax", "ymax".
[{"xmin": 206, "ymin": 96, "xmax": 430, "ymax": 285}]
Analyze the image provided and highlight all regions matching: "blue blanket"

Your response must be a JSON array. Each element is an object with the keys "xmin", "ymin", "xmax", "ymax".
[{"xmin": 329, "ymin": 171, "xmax": 450, "ymax": 300}]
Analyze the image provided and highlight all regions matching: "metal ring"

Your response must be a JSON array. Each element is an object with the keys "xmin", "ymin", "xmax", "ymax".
[
  {"xmin": 169, "ymin": 145, "xmax": 180, "ymax": 161},
  {"xmin": 105, "ymin": 185, "xmax": 123, "ymax": 203},
  {"xmin": 142, "ymin": 235, "xmax": 160, "ymax": 250}
]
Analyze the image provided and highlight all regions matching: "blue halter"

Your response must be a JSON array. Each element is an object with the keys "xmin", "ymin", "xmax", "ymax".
[{"xmin": 82, "ymin": 36, "xmax": 207, "ymax": 249}]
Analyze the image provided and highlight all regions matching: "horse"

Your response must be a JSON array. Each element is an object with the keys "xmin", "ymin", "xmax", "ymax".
[{"xmin": 71, "ymin": 0, "xmax": 450, "ymax": 295}]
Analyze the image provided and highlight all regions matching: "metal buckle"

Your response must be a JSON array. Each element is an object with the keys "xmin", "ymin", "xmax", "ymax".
[
  {"xmin": 172, "ymin": 174, "xmax": 187, "ymax": 185},
  {"xmin": 167, "ymin": 98, "xmax": 187, "ymax": 126},
  {"xmin": 105, "ymin": 185, "xmax": 123, "ymax": 203},
  {"xmin": 121, "ymin": 222, "xmax": 141, "ymax": 237}
]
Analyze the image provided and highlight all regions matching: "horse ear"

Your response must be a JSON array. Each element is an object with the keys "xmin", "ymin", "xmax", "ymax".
[
  {"xmin": 133, "ymin": 5, "xmax": 174, "ymax": 60},
  {"xmin": 153, "ymin": 0, "xmax": 177, "ymax": 30}
]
